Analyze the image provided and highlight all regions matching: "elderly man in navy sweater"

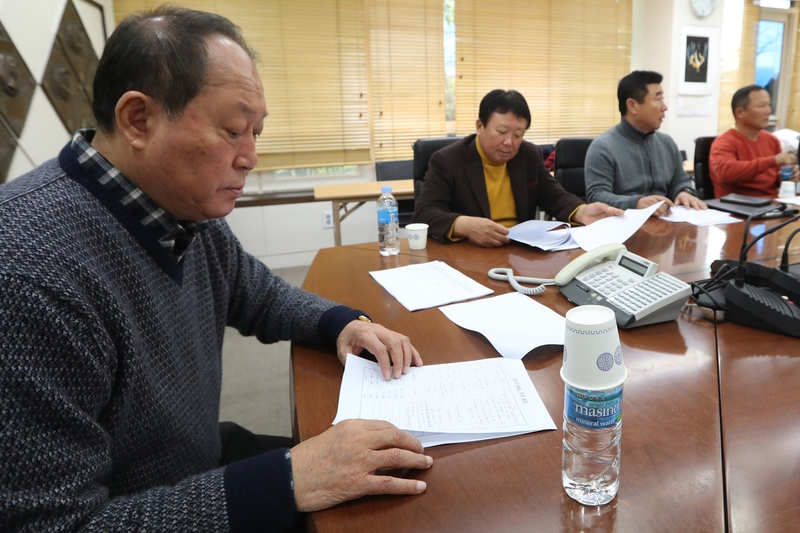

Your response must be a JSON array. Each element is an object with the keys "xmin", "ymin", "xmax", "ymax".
[{"xmin": 0, "ymin": 6, "xmax": 431, "ymax": 532}]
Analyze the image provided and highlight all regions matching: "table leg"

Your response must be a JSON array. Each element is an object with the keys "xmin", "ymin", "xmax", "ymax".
[{"xmin": 332, "ymin": 201, "xmax": 342, "ymax": 247}]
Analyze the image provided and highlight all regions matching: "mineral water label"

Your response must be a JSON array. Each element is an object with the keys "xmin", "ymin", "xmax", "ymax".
[
  {"xmin": 378, "ymin": 207, "xmax": 398, "ymax": 224},
  {"xmin": 564, "ymin": 384, "xmax": 623, "ymax": 429}
]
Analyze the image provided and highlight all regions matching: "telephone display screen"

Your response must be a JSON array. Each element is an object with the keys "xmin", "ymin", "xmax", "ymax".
[{"xmin": 618, "ymin": 255, "xmax": 648, "ymax": 277}]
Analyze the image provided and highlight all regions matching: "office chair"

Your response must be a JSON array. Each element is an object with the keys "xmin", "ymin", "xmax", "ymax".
[
  {"xmin": 694, "ymin": 136, "xmax": 717, "ymax": 200},
  {"xmin": 375, "ymin": 160, "xmax": 414, "ymax": 226},
  {"xmin": 553, "ymin": 137, "xmax": 594, "ymax": 201},
  {"xmin": 412, "ymin": 137, "xmax": 462, "ymax": 198}
]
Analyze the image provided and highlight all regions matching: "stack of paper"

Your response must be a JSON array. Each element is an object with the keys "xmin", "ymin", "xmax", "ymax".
[
  {"xmin": 507, "ymin": 220, "xmax": 574, "ymax": 251},
  {"xmin": 334, "ymin": 354, "xmax": 556, "ymax": 447},
  {"xmin": 508, "ymin": 202, "xmax": 662, "ymax": 252}
]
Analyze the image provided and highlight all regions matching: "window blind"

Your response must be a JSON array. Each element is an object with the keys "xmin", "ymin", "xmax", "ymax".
[
  {"xmin": 454, "ymin": 0, "xmax": 631, "ymax": 144},
  {"xmin": 368, "ymin": 0, "xmax": 446, "ymax": 161},
  {"xmin": 115, "ymin": 0, "xmax": 371, "ymax": 170},
  {"xmin": 718, "ymin": 0, "xmax": 760, "ymax": 132},
  {"xmin": 786, "ymin": 9, "xmax": 800, "ymax": 129}
]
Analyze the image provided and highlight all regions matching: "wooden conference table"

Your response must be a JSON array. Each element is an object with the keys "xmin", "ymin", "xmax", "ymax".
[{"xmin": 291, "ymin": 216, "xmax": 800, "ymax": 532}]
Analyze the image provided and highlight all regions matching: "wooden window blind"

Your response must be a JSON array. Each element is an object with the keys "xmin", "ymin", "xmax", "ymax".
[
  {"xmin": 454, "ymin": 0, "xmax": 631, "ymax": 144},
  {"xmin": 718, "ymin": 0, "xmax": 760, "ymax": 132},
  {"xmin": 368, "ymin": 0, "xmax": 446, "ymax": 161},
  {"xmin": 114, "ymin": 0, "xmax": 371, "ymax": 170},
  {"xmin": 785, "ymin": 9, "xmax": 800, "ymax": 129},
  {"xmin": 227, "ymin": 0, "xmax": 371, "ymax": 169}
]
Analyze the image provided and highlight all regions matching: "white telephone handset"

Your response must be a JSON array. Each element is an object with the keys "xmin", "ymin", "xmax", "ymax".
[
  {"xmin": 553, "ymin": 243, "xmax": 626, "ymax": 286},
  {"xmin": 488, "ymin": 242, "xmax": 691, "ymax": 328},
  {"xmin": 487, "ymin": 243, "xmax": 627, "ymax": 295}
]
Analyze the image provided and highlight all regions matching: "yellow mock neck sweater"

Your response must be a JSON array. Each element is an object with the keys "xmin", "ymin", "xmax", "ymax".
[{"xmin": 476, "ymin": 138, "xmax": 517, "ymax": 227}]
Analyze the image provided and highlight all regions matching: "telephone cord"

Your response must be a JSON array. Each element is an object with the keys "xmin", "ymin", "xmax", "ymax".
[{"xmin": 487, "ymin": 268, "xmax": 555, "ymax": 296}]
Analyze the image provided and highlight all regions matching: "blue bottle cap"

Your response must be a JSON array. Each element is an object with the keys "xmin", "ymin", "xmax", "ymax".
[{"xmin": 381, "ymin": 186, "xmax": 392, "ymax": 194}]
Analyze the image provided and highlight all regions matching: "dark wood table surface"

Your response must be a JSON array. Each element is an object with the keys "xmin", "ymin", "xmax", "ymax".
[{"xmin": 292, "ymin": 216, "xmax": 800, "ymax": 532}]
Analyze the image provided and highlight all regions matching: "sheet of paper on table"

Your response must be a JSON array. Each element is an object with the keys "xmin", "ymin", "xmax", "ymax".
[
  {"xmin": 570, "ymin": 201, "xmax": 661, "ymax": 251},
  {"xmin": 777, "ymin": 195, "xmax": 800, "ymax": 206},
  {"xmin": 661, "ymin": 206, "xmax": 741, "ymax": 226},
  {"xmin": 438, "ymin": 292, "xmax": 565, "ymax": 359},
  {"xmin": 369, "ymin": 260, "xmax": 493, "ymax": 311},
  {"xmin": 333, "ymin": 354, "xmax": 556, "ymax": 447}
]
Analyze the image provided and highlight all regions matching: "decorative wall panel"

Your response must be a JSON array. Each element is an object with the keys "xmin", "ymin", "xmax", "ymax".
[
  {"xmin": 0, "ymin": 24, "xmax": 35, "ymax": 139},
  {"xmin": 42, "ymin": 0, "xmax": 97, "ymax": 134}
]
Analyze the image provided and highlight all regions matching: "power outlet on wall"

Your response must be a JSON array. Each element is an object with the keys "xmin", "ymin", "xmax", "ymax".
[{"xmin": 322, "ymin": 211, "xmax": 333, "ymax": 228}]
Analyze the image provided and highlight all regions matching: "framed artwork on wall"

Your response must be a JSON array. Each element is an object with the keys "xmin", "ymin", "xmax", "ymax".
[{"xmin": 679, "ymin": 24, "xmax": 719, "ymax": 96}]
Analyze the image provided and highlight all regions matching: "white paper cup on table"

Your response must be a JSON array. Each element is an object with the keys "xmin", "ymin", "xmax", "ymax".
[
  {"xmin": 779, "ymin": 180, "xmax": 796, "ymax": 198},
  {"xmin": 405, "ymin": 223, "xmax": 429, "ymax": 250},
  {"xmin": 561, "ymin": 306, "xmax": 627, "ymax": 390}
]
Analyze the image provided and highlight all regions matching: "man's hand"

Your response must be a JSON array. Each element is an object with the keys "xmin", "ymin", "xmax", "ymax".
[
  {"xmin": 674, "ymin": 191, "xmax": 707, "ymax": 210},
  {"xmin": 790, "ymin": 164, "xmax": 800, "ymax": 183},
  {"xmin": 636, "ymin": 195, "xmax": 673, "ymax": 217},
  {"xmin": 775, "ymin": 152, "xmax": 796, "ymax": 167},
  {"xmin": 451, "ymin": 216, "xmax": 510, "ymax": 247},
  {"xmin": 572, "ymin": 202, "xmax": 624, "ymax": 225},
  {"xmin": 337, "ymin": 320, "xmax": 422, "ymax": 380},
  {"xmin": 291, "ymin": 419, "xmax": 433, "ymax": 512}
]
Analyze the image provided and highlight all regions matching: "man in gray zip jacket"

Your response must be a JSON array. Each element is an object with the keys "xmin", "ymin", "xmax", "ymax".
[{"xmin": 585, "ymin": 70, "xmax": 706, "ymax": 217}]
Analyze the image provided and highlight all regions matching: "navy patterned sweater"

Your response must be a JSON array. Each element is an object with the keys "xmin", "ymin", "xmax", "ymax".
[{"xmin": 0, "ymin": 143, "xmax": 361, "ymax": 532}]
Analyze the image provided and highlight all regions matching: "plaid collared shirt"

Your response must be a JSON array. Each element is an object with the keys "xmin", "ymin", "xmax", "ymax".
[{"xmin": 70, "ymin": 129, "xmax": 207, "ymax": 262}]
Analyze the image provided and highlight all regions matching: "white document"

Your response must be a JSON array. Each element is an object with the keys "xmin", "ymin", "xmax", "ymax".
[
  {"xmin": 369, "ymin": 261, "xmax": 493, "ymax": 312},
  {"xmin": 661, "ymin": 205, "xmax": 741, "ymax": 226},
  {"xmin": 777, "ymin": 195, "xmax": 800, "ymax": 206},
  {"xmin": 333, "ymin": 354, "xmax": 556, "ymax": 447},
  {"xmin": 438, "ymin": 292, "xmax": 566, "ymax": 359},
  {"xmin": 507, "ymin": 220, "xmax": 576, "ymax": 251},
  {"xmin": 570, "ymin": 201, "xmax": 662, "ymax": 251}
]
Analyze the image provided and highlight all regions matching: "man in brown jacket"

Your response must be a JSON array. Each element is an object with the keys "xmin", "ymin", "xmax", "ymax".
[{"xmin": 413, "ymin": 89, "xmax": 621, "ymax": 247}]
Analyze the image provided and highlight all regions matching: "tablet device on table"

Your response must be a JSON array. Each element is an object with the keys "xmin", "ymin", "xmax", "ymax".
[
  {"xmin": 706, "ymin": 198, "xmax": 798, "ymax": 219},
  {"xmin": 719, "ymin": 193, "xmax": 772, "ymax": 207}
]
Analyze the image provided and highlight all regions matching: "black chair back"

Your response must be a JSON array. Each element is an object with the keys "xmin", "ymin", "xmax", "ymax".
[
  {"xmin": 375, "ymin": 160, "xmax": 414, "ymax": 226},
  {"xmin": 375, "ymin": 160, "xmax": 413, "ymax": 181},
  {"xmin": 694, "ymin": 136, "xmax": 717, "ymax": 200},
  {"xmin": 412, "ymin": 137, "xmax": 462, "ymax": 198},
  {"xmin": 554, "ymin": 137, "xmax": 594, "ymax": 201}
]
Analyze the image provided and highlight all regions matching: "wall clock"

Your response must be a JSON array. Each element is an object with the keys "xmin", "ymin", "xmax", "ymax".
[{"xmin": 690, "ymin": 0, "xmax": 717, "ymax": 18}]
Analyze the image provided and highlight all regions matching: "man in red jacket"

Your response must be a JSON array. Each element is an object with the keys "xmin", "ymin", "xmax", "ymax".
[{"xmin": 709, "ymin": 85, "xmax": 798, "ymax": 198}]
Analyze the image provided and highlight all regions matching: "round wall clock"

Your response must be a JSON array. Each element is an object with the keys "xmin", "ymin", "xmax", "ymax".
[{"xmin": 690, "ymin": 0, "xmax": 717, "ymax": 18}]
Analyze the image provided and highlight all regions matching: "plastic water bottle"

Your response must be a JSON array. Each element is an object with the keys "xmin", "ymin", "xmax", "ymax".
[
  {"xmin": 561, "ymin": 383, "xmax": 623, "ymax": 506},
  {"xmin": 377, "ymin": 185, "xmax": 400, "ymax": 256}
]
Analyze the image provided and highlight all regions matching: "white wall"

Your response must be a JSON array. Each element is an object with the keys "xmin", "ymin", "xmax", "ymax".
[{"xmin": 632, "ymin": 0, "xmax": 725, "ymax": 160}]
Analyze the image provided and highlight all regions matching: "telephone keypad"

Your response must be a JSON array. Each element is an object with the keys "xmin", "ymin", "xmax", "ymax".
[
  {"xmin": 577, "ymin": 266, "xmax": 690, "ymax": 317},
  {"xmin": 607, "ymin": 273, "xmax": 688, "ymax": 316}
]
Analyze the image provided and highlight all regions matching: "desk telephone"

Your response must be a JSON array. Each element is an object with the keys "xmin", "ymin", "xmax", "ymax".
[{"xmin": 489, "ymin": 243, "xmax": 692, "ymax": 328}]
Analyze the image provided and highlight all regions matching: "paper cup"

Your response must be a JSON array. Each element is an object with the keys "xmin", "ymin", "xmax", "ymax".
[
  {"xmin": 405, "ymin": 223, "xmax": 428, "ymax": 250},
  {"xmin": 779, "ymin": 180, "xmax": 796, "ymax": 198},
  {"xmin": 561, "ymin": 306, "xmax": 627, "ymax": 391}
]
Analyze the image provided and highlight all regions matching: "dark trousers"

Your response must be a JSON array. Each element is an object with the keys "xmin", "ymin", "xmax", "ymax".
[{"xmin": 218, "ymin": 422, "xmax": 306, "ymax": 532}]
